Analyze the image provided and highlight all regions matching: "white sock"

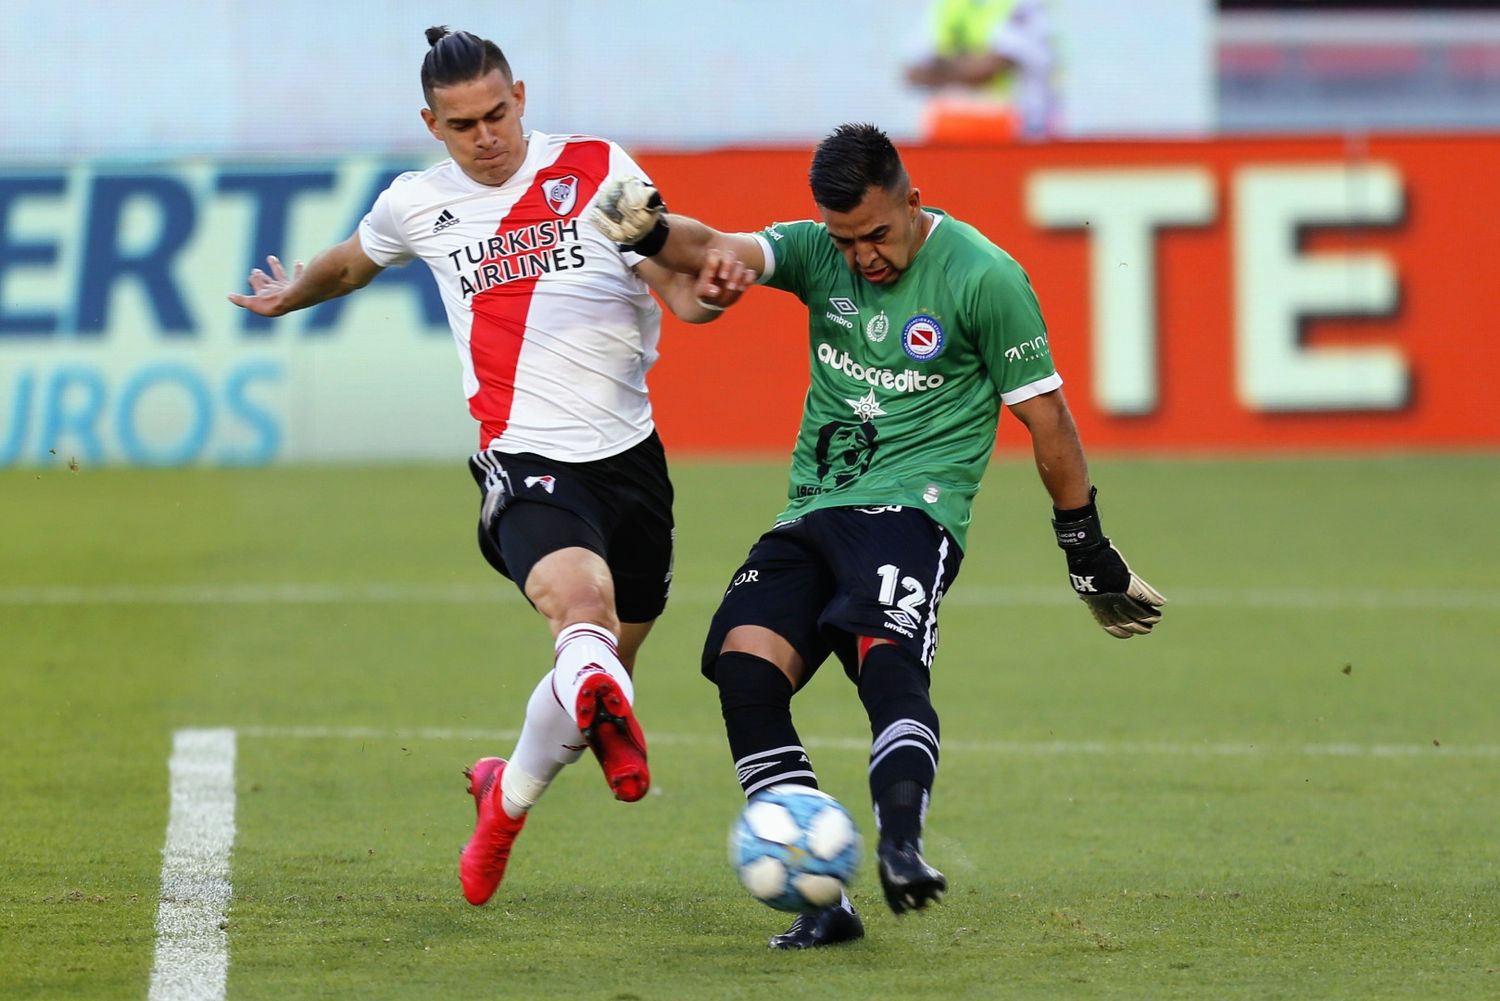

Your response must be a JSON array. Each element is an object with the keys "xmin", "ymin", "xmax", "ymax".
[
  {"xmin": 550, "ymin": 622, "xmax": 634, "ymax": 710},
  {"xmin": 501, "ymin": 671, "xmax": 587, "ymax": 819}
]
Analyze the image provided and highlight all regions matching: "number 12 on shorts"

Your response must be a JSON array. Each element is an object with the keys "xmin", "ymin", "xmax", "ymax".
[{"xmin": 876, "ymin": 564, "xmax": 927, "ymax": 626}]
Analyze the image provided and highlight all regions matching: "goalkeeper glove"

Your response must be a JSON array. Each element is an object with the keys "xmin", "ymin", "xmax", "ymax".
[
  {"xmin": 589, "ymin": 177, "xmax": 670, "ymax": 256},
  {"xmin": 1052, "ymin": 487, "xmax": 1166, "ymax": 639}
]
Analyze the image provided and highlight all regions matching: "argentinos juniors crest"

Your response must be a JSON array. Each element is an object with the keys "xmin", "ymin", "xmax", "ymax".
[{"xmin": 901, "ymin": 314, "xmax": 945, "ymax": 361}]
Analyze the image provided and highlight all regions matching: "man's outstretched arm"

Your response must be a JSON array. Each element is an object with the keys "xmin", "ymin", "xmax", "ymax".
[
  {"xmin": 227, "ymin": 232, "xmax": 384, "ymax": 317},
  {"xmin": 590, "ymin": 177, "xmax": 766, "ymax": 280},
  {"xmin": 1009, "ymin": 388, "xmax": 1166, "ymax": 639}
]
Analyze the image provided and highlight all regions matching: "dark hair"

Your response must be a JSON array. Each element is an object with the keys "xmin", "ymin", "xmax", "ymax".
[
  {"xmin": 421, "ymin": 26, "xmax": 512, "ymax": 108},
  {"xmin": 809, "ymin": 123, "xmax": 908, "ymax": 212}
]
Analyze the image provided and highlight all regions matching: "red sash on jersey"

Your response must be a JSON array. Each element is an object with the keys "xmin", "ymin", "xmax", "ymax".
[{"xmin": 468, "ymin": 140, "xmax": 611, "ymax": 446}]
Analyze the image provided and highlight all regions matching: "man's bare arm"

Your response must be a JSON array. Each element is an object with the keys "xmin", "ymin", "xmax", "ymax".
[
  {"xmin": 651, "ymin": 216, "xmax": 766, "ymax": 281},
  {"xmin": 1007, "ymin": 388, "xmax": 1092, "ymax": 510},
  {"xmin": 227, "ymin": 232, "xmax": 384, "ymax": 317},
  {"xmin": 1010, "ymin": 388, "xmax": 1166, "ymax": 638},
  {"xmin": 590, "ymin": 177, "xmax": 766, "ymax": 278}
]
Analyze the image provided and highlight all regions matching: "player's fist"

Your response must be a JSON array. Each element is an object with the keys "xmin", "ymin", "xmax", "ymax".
[
  {"xmin": 693, "ymin": 247, "xmax": 755, "ymax": 314},
  {"xmin": 590, "ymin": 177, "xmax": 669, "ymax": 253}
]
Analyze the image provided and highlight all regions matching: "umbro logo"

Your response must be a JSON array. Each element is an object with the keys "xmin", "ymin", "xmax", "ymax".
[
  {"xmin": 884, "ymin": 608, "xmax": 919, "ymax": 632},
  {"xmin": 525, "ymin": 474, "xmax": 556, "ymax": 493},
  {"xmin": 829, "ymin": 297, "xmax": 859, "ymax": 316},
  {"xmin": 432, "ymin": 209, "xmax": 459, "ymax": 233}
]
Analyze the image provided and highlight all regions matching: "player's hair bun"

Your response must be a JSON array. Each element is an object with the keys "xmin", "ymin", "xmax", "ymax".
[{"xmin": 425, "ymin": 25, "xmax": 450, "ymax": 47}]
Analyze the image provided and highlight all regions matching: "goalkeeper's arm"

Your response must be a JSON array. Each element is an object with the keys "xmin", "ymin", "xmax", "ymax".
[
  {"xmin": 589, "ymin": 177, "xmax": 766, "ymax": 280},
  {"xmin": 1008, "ymin": 388, "xmax": 1166, "ymax": 639}
]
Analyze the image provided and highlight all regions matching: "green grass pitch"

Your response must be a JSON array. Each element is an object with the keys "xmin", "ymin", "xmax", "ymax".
[{"xmin": 1, "ymin": 454, "xmax": 1497, "ymax": 1000}]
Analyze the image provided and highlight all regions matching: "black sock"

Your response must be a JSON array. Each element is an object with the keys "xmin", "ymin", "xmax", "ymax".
[
  {"xmin": 857, "ymin": 644, "xmax": 940, "ymax": 846},
  {"xmin": 713, "ymin": 651, "xmax": 817, "ymax": 797}
]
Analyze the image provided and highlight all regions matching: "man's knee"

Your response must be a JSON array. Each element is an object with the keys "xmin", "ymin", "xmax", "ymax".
[
  {"xmin": 524, "ymin": 547, "xmax": 618, "ymax": 631},
  {"xmin": 711, "ymin": 625, "xmax": 803, "ymax": 689},
  {"xmin": 713, "ymin": 650, "xmax": 795, "ymax": 711}
]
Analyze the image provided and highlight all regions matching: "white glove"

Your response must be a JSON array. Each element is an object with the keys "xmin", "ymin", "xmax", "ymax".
[
  {"xmin": 1053, "ymin": 487, "xmax": 1166, "ymax": 639},
  {"xmin": 1072, "ymin": 551, "xmax": 1167, "ymax": 638},
  {"xmin": 589, "ymin": 177, "xmax": 668, "ymax": 248}
]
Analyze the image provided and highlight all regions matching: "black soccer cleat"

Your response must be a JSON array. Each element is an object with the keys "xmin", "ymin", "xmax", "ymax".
[
  {"xmin": 877, "ymin": 840, "xmax": 947, "ymax": 914},
  {"xmin": 768, "ymin": 901, "xmax": 865, "ymax": 950}
]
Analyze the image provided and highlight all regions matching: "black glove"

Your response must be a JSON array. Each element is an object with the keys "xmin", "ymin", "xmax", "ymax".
[{"xmin": 1052, "ymin": 487, "xmax": 1166, "ymax": 639}]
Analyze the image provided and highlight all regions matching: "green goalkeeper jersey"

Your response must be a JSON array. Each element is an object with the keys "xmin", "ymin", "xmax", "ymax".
[{"xmin": 754, "ymin": 210, "xmax": 1060, "ymax": 551}]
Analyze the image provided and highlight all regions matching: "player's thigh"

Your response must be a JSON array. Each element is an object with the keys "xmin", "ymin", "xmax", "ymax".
[
  {"xmin": 701, "ymin": 527, "xmax": 835, "ymax": 687},
  {"xmin": 813, "ymin": 506, "xmax": 965, "ymax": 680},
  {"xmin": 468, "ymin": 450, "xmax": 609, "ymax": 599},
  {"xmin": 489, "ymin": 503, "xmax": 608, "ymax": 604},
  {"xmin": 597, "ymin": 440, "xmax": 675, "ymax": 626}
]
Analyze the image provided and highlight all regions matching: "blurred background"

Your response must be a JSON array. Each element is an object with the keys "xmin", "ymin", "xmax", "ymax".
[{"xmin": 2, "ymin": 0, "xmax": 1497, "ymax": 466}]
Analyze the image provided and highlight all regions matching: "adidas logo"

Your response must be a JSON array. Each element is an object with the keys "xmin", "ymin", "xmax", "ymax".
[{"xmin": 432, "ymin": 209, "xmax": 459, "ymax": 233}]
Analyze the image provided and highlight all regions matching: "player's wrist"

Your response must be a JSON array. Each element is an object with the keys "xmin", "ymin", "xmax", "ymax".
[
  {"xmin": 625, "ymin": 217, "xmax": 670, "ymax": 257},
  {"xmin": 1050, "ymin": 486, "xmax": 1103, "ymax": 552}
]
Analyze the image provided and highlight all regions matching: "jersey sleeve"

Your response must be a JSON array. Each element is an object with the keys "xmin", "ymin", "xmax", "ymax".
[
  {"xmin": 358, "ymin": 173, "xmax": 419, "ymax": 267},
  {"xmin": 607, "ymin": 142, "xmax": 656, "ymax": 268},
  {"xmin": 751, "ymin": 219, "xmax": 824, "ymax": 303},
  {"xmin": 972, "ymin": 257, "xmax": 1063, "ymax": 405}
]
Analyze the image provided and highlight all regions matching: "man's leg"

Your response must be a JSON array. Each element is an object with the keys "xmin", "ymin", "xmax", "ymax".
[
  {"xmin": 815, "ymin": 507, "xmax": 959, "ymax": 916},
  {"xmin": 524, "ymin": 546, "xmax": 650, "ymax": 804},
  {"xmin": 461, "ymin": 506, "xmax": 649, "ymax": 906},
  {"xmin": 856, "ymin": 638, "xmax": 948, "ymax": 914},
  {"xmin": 712, "ymin": 626, "xmax": 865, "ymax": 950}
]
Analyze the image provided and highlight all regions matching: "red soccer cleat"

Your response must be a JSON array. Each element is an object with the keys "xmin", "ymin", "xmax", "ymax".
[
  {"xmin": 574, "ymin": 671, "xmax": 650, "ymax": 802},
  {"xmin": 459, "ymin": 756, "xmax": 527, "ymax": 905}
]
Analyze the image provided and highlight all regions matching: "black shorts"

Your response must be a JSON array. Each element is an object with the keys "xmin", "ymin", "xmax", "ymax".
[
  {"xmin": 468, "ymin": 431, "xmax": 675, "ymax": 623},
  {"xmin": 701, "ymin": 506, "xmax": 963, "ymax": 685}
]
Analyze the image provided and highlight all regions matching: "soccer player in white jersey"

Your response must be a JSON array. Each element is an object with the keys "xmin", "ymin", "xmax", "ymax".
[{"xmin": 228, "ymin": 26, "xmax": 752, "ymax": 907}]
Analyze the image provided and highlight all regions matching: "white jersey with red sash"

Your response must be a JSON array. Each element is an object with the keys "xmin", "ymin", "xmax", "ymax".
[{"xmin": 359, "ymin": 132, "xmax": 660, "ymax": 461}]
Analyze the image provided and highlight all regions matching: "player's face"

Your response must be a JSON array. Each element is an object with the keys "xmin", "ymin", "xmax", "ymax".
[
  {"xmin": 421, "ymin": 70, "xmax": 528, "ymax": 187},
  {"xmin": 820, "ymin": 183, "xmax": 928, "ymax": 286}
]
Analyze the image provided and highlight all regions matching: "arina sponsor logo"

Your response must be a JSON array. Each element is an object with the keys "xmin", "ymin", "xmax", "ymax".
[
  {"xmin": 1004, "ymin": 335, "xmax": 1049, "ymax": 363},
  {"xmin": 816, "ymin": 342, "xmax": 946, "ymax": 392}
]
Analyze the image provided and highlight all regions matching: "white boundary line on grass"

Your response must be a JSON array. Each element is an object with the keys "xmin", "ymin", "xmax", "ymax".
[
  {"xmin": 6, "ymin": 582, "xmax": 1500, "ymax": 610},
  {"xmin": 238, "ymin": 725, "xmax": 1500, "ymax": 758},
  {"xmin": 148, "ymin": 729, "xmax": 237, "ymax": 1001}
]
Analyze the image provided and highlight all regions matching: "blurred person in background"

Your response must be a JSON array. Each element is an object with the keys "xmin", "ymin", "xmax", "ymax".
[
  {"xmin": 228, "ymin": 26, "xmax": 750, "ymax": 909},
  {"xmin": 592, "ymin": 123, "xmax": 1162, "ymax": 948},
  {"xmin": 905, "ymin": 0, "xmax": 1059, "ymax": 143}
]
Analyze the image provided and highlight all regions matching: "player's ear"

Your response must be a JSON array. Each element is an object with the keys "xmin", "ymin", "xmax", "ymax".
[
  {"xmin": 420, "ymin": 106, "xmax": 442, "ymax": 141},
  {"xmin": 907, "ymin": 186, "xmax": 922, "ymax": 214},
  {"xmin": 512, "ymin": 79, "xmax": 526, "ymax": 118}
]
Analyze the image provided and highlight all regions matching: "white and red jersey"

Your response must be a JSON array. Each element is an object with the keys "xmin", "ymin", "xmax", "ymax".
[{"xmin": 359, "ymin": 132, "xmax": 661, "ymax": 461}]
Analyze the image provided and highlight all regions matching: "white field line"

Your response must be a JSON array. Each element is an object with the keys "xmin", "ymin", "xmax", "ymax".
[
  {"xmin": 4, "ymin": 582, "xmax": 1500, "ymax": 611},
  {"xmin": 148, "ymin": 729, "xmax": 236, "ymax": 1001},
  {"xmin": 238, "ymin": 725, "xmax": 1500, "ymax": 759}
]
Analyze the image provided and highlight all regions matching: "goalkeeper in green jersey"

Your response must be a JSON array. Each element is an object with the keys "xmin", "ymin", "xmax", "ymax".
[{"xmin": 591, "ymin": 123, "xmax": 1165, "ymax": 949}]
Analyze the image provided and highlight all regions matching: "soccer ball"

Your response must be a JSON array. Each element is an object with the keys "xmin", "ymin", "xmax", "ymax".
[{"xmin": 729, "ymin": 784, "xmax": 861, "ymax": 912}]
